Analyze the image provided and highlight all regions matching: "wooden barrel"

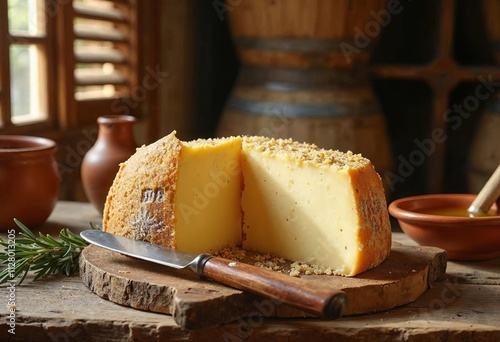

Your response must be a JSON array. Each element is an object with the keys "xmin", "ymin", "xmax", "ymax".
[
  {"xmin": 468, "ymin": 93, "xmax": 500, "ymax": 193},
  {"xmin": 224, "ymin": 0, "xmax": 385, "ymax": 67},
  {"xmin": 217, "ymin": 0, "xmax": 393, "ymax": 187}
]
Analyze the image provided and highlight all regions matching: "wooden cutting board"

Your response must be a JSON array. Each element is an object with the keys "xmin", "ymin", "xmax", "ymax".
[{"xmin": 79, "ymin": 242, "xmax": 447, "ymax": 329}]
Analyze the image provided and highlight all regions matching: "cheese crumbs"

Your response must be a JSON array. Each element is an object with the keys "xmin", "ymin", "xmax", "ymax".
[{"xmin": 214, "ymin": 246, "xmax": 343, "ymax": 277}]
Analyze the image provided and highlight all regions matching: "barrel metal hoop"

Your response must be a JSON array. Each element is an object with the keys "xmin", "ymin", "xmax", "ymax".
[
  {"xmin": 235, "ymin": 37, "xmax": 344, "ymax": 53},
  {"xmin": 238, "ymin": 67, "xmax": 369, "ymax": 88},
  {"xmin": 226, "ymin": 98, "xmax": 379, "ymax": 118}
]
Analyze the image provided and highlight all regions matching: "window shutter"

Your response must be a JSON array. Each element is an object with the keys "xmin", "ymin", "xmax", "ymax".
[{"xmin": 58, "ymin": 0, "xmax": 138, "ymax": 128}]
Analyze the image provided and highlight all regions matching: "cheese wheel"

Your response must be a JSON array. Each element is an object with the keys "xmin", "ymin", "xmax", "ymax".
[{"xmin": 102, "ymin": 131, "xmax": 391, "ymax": 276}]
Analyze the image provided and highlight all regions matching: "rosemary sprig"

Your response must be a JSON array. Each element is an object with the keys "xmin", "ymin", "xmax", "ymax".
[{"xmin": 0, "ymin": 219, "xmax": 99, "ymax": 285}]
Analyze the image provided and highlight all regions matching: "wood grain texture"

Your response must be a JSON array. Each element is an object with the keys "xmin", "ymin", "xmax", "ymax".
[
  {"xmin": 2, "ymin": 202, "xmax": 498, "ymax": 341},
  {"xmin": 202, "ymin": 256, "xmax": 347, "ymax": 319},
  {"xmin": 79, "ymin": 242, "xmax": 446, "ymax": 329},
  {"xmin": 1, "ymin": 241, "xmax": 498, "ymax": 341}
]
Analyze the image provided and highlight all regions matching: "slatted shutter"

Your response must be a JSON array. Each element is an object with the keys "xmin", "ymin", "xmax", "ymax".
[{"xmin": 58, "ymin": 0, "xmax": 138, "ymax": 128}]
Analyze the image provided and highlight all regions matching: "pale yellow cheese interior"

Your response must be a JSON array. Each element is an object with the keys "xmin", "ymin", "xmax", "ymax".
[
  {"xmin": 174, "ymin": 137, "xmax": 243, "ymax": 254},
  {"xmin": 241, "ymin": 146, "xmax": 361, "ymax": 275}
]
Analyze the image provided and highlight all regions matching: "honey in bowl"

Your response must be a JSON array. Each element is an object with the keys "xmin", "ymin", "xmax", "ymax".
[
  {"xmin": 388, "ymin": 194, "xmax": 500, "ymax": 261},
  {"xmin": 416, "ymin": 207, "xmax": 499, "ymax": 217}
]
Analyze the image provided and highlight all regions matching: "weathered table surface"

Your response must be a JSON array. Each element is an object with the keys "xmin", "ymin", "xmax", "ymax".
[{"xmin": 1, "ymin": 201, "xmax": 499, "ymax": 341}]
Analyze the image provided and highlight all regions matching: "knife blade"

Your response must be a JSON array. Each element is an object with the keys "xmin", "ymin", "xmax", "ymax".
[{"xmin": 80, "ymin": 230, "xmax": 348, "ymax": 319}]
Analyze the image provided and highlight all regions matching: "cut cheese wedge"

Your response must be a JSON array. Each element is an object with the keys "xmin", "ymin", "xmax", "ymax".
[
  {"xmin": 103, "ymin": 131, "xmax": 391, "ymax": 276},
  {"xmin": 103, "ymin": 132, "xmax": 243, "ymax": 254},
  {"xmin": 241, "ymin": 137, "xmax": 391, "ymax": 276}
]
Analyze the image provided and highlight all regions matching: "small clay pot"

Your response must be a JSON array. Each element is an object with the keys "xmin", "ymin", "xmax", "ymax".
[
  {"xmin": 0, "ymin": 135, "xmax": 60, "ymax": 230},
  {"xmin": 389, "ymin": 193, "xmax": 500, "ymax": 261},
  {"xmin": 81, "ymin": 115, "xmax": 137, "ymax": 214}
]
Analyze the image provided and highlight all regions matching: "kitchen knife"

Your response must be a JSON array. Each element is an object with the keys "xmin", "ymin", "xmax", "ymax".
[{"xmin": 80, "ymin": 230, "xmax": 348, "ymax": 319}]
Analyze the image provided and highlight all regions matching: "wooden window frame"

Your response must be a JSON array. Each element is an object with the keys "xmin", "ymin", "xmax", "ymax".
[
  {"xmin": 0, "ymin": 0, "xmax": 140, "ymax": 134},
  {"xmin": 0, "ymin": 0, "xmax": 58, "ymax": 134}
]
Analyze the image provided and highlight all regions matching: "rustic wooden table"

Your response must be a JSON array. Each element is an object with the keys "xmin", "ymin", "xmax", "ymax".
[{"xmin": 1, "ymin": 201, "xmax": 499, "ymax": 341}]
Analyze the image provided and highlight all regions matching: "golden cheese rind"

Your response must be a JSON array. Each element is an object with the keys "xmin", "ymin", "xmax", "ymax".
[
  {"xmin": 348, "ymin": 163, "xmax": 392, "ymax": 275},
  {"xmin": 103, "ymin": 131, "xmax": 181, "ymax": 248}
]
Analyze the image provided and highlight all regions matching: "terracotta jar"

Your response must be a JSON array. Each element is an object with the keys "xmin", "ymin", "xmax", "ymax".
[
  {"xmin": 0, "ymin": 135, "xmax": 60, "ymax": 230},
  {"xmin": 81, "ymin": 115, "xmax": 137, "ymax": 214}
]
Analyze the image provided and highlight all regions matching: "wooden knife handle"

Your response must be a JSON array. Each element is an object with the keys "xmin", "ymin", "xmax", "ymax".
[{"xmin": 201, "ymin": 256, "xmax": 348, "ymax": 319}]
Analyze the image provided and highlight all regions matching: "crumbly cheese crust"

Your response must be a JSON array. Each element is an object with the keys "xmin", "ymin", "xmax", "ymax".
[
  {"xmin": 183, "ymin": 136, "xmax": 240, "ymax": 147},
  {"xmin": 242, "ymin": 136, "xmax": 370, "ymax": 170},
  {"xmin": 102, "ymin": 131, "xmax": 182, "ymax": 247},
  {"xmin": 348, "ymin": 163, "xmax": 392, "ymax": 273}
]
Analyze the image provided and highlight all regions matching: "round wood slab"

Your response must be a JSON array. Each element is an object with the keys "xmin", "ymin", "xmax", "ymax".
[{"xmin": 80, "ymin": 243, "xmax": 447, "ymax": 329}]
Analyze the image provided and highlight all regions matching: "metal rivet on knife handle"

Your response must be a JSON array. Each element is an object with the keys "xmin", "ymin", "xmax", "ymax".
[{"xmin": 201, "ymin": 256, "xmax": 348, "ymax": 319}]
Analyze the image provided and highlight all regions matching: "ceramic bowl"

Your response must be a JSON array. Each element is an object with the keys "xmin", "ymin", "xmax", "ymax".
[
  {"xmin": 388, "ymin": 193, "xmax": 500, "ymax": 261},
  {"xmin": 0, "ymin": 135, "xmax": 60, "ymax": 230}
]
